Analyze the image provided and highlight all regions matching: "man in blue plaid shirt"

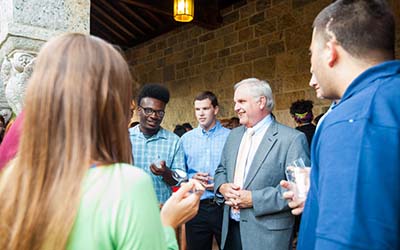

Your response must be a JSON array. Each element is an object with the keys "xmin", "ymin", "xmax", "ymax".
[
  {"xmin": 129, "ymin": 84, "xmax": 185, "ymax": 204},
  {"xmin": 181, "ymin": 91, "xmax": 230, "ymax": 250}
]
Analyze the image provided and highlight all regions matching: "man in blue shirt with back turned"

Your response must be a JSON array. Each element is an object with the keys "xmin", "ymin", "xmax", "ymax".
[
  {"xmin": 281, "ymin": 1, "xmax": 400, "ymax": 249},
  {"xmin": 181, "ymin": 91, "xmax": 230, "ymax": 250}
]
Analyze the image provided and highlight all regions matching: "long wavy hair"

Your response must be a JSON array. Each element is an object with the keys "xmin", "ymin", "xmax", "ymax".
[{"xmin": 0, "ymin": 33, "xmax": 133, "ymax": 249}]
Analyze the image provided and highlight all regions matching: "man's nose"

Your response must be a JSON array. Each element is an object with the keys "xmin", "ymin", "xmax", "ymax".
[
  {"xmin": 149, "ymin": 112, "xmax": 160, "ymax": 119},
  {"xmin": 234, "ymin": 102, "xmax": 240, "ymax": 112},
  {"xmin": 309, "ymin": 73, "xmax": 318, "ymax": 87}
]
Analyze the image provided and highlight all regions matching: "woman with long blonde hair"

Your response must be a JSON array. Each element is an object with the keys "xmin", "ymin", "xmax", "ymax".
[{"xmin": 0, "ymin": 33, "xmax": 202, "ymax": 250}]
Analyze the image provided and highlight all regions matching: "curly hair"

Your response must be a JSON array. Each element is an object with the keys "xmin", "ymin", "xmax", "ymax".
[
  {"xmin": 290, "ymin": 99, "xmax": 314, "ymax": 123},
  {"xmin": 137, "ymin": 83, "xmax": 170, "ymax": 105}
]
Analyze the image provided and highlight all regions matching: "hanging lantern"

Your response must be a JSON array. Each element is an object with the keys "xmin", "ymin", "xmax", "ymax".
[{"xmin": 174, "ymin": 0, "xmax": 194, "ymax": 22}]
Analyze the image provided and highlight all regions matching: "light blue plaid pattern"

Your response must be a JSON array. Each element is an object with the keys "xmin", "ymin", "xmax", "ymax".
[
  {"xmin": 180, "ymin": 121, "xmax": 230, "ymax": 200},
  {"xmin": 129, "ymin": 125, "xmax": 185, "ymax": 204}
]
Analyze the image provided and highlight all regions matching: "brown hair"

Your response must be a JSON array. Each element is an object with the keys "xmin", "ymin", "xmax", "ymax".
[
  {"xmin": 0, "ymin": 33, "xmax": 133, "ymax": 249},
  {"xmin": 194, "ymin": 91, "xmax": 219, "ymax": 107},
  {"xmin": 313, "ymin": 0, "xmax": 395, "ymax": 60}
]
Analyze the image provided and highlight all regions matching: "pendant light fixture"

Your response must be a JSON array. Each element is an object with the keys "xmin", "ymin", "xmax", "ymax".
[{"xmin": 174, "ymin": 0, "xmax": 194, "ymax": 22}]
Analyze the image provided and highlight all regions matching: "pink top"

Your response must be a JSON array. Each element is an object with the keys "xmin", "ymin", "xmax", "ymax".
[{"xmin": 0, "ymin": 112, "xmax": 24, "ymax": 170}]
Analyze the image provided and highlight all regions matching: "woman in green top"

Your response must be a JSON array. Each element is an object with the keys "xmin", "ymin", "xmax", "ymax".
[{"xmin": 0, "ymin": 33, "xmax": 203, "ymax": 250}]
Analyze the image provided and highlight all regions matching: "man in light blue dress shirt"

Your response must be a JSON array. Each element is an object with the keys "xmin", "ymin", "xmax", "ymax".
[{"xmin": 180, "ymin": 91, "xmax": 230, "ymax": 250}]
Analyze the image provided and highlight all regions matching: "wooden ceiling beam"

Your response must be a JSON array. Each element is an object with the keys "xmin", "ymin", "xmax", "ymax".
[
  {"xmin": 98, "ymin": 0, "xmax": 145, "ymax": 35},
  {"xmin": 120, "ymin": 0, "xmax": 171, "ymax": 16},
  {"xmin": 91, "ymin": 14, "xmax": 129, "ymax": 43},
  {"xmin": 91, "ymin": 25, "xmax": 121, "ymax": 45},
  {"xmin": 92, "ymin": 2, "xmax": 136, "ymax": 39},
  {"xmin": 143, "ymin": 9, "xmax": 163, "ymax": 26},
  {"xmin": 119, "ymin": 2, "xmax": 155, "ymax": 31}
]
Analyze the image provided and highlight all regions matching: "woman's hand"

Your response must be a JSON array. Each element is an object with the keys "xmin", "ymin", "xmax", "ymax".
[{"xmin": 160, "ymin": 179, "xmax": 205, "ymax": 229}]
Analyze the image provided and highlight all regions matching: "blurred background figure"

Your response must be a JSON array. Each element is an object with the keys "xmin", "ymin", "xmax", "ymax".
[
  {"xmin": 182, "ymin": 122, "xmax": 193, "ymax": 132},
  {"xmin": 289, "ymin": 99, "xmax": 316, "ymax": 148},
  {"xmin": 0, "ymin": 33, "xmax": 202, "ymax": 250},
  {"xmin": 0, "ymin": 115, "xmax": 5, "ymax": 144},
  {"xmin": 219, "ymin": 118, "xmax": 231, "ymax": 129},
  {"xmin": 0, "ymin": 112, "xmax": 24, "ymax": 169},
  {"xmin": 129, "ymin": 121, "xmax": 139, "ymax": 128},
  {"xmin": 219, "ymin": 117, "xmax": 240, "ymax": 130},
  {"xmin": 128, "ymin": 99, "xmax": 138, "ymax": 128},
  {"xmin": 313, "ymin": 113, "xmax": 324, "ymax": 126},
  {"xmin": 174, "ymin": 124, "xmax": 187, "ymax": 137},
  {"xmin": 229, "ymin": 117, "xmax": 240, "ymax": 129}
]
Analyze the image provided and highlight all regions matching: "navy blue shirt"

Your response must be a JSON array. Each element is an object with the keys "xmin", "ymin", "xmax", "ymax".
[{"xmin": 298, "ymin": 61, "xmax": 400, "ymax": 250}]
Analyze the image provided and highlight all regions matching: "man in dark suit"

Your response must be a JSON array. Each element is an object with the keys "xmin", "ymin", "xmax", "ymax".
[{"xmin": 214, "ymin": 78, "xmax": 310, "ymax": 250}]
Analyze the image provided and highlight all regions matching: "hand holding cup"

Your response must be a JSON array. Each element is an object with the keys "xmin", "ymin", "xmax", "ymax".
[{"xmin": 285, "ymin": 158, "xmax": 311, "ymax": 202}]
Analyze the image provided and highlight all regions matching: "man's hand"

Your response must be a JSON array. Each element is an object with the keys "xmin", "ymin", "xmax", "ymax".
[
  {"xmin": 192, "ymin": 172, "xmax": 214, "ymax": 191},
  {"xmin": 150, "ymin": 161, "xmax": 178, "ymax": 186},
  {"xmin": 237, "ymin": 189, "xmax": 253, "ymax": 208},
  {"xmin": 192, "ymin": 172, "xmax": 209, "ymax": 183},
  {"xmin": 225, "ymin": 189, "xmax": 253, "ymax": 209},
  {"xmin": 150, "ymin": 160, "xmax": 167, "ymax": 176},
  {"xmin": 219, "ymin": 183, "xmax": 240, "ymax": 206},
  {"xmin": 280, "ymin": 180, "xmax": 305, "ymax": 215}
]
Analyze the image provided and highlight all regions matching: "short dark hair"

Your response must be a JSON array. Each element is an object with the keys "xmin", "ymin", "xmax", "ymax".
[
  {"xmin": 181, "ymin": 123, "xmax": 193, "ymax": 130},
  {"xmin": 173, "ymin": 125, "xmax": 186, "ymax": 137},
  {"xmin": 137, "ymin": 83, "xmax": 170, "ymax": 105},
  {"xmin": 194, "ymin": 91, "xmax": 219, "ymax": 107},
  {"xmin": 290, "ymin": 99, "xmax": 314, "ymax": 123},
  {"xmin": 313, "ymin": 0, "xmax": 395, "ymax": 59},
  {"xmin": 230, "ymin": 117, "xmax": 239, "ymax": 123}
]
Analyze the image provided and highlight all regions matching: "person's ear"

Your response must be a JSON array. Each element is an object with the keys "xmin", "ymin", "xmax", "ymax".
[
  {"xmin": 259, "ymin": 96, "xmax": 267, "ymax": 110},
  {"xmin": 214, "ymin": 105, "xmax": 219, "ymax": 115},
  {"xmin": 326, "ymin": 40, "xmax": 338, "ymax": 68}
]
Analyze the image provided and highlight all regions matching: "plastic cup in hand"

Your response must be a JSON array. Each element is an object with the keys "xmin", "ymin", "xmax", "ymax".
[
  {"xmin": 285, "ymin": 158, "xmax": 310, "ymax": 201},
  {"xmin": 153, "ymin": 157, "xmax": 163, "ymax": 169},
  {"xmin": 175, "ymin": 169, "xmax": 188, "ymax": 183}
]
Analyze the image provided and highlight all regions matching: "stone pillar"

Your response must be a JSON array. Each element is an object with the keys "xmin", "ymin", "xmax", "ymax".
[{"xmin": 0, "ymin": 0, "xmax": 90, "ymax": 117}]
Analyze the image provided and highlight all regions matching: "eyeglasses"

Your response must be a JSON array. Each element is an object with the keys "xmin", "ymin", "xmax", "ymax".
[{"xmin": 139, "ymin": 106, "xmax": 165, "ymax": 117}]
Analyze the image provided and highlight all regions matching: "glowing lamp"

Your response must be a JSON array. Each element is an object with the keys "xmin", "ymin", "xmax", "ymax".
[{"xmin": 174, "ymin": 0, "xmax": 194, "ymax": 22}]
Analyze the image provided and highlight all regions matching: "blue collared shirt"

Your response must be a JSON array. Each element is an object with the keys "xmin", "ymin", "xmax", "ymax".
[
  {"xmin": 180, "ymin": 121, "xmax": 230, "ymax": 200},
  {"xmin": 129, "ymin": 125, "xmax": 185, "ymax": 204},
  {"xmin": 298, "ymin": 61, "xmax": 400, "ymax": 250}
]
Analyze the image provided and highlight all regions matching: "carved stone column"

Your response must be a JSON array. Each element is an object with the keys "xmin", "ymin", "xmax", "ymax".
[{"xmin": 0, "ymin": 0, "xmax": 90, "ymax": 116}]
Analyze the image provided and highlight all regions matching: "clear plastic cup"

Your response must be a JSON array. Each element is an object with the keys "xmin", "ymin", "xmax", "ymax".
[{"xmin": 285, "ymin": 158, "xmax": 311, "ymax": 201}]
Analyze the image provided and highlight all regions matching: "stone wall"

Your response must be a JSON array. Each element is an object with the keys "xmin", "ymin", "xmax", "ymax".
[{"xmin": 126, "ymin": 0, "xmax": 400, "ymax": 130}]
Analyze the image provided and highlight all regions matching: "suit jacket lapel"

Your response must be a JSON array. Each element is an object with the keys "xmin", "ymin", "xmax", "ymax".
[
  {"xmin": 229, "ymin": 126, "xmax": 246, "ymax": 182},
  {"xmin": 243, "ymin": 121, "xmax": 278, "ymax": 189}
]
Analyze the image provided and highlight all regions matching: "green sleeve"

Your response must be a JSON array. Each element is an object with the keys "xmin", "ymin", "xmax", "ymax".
[
  {"xmin": 113, "ymin": 170, "xmax": 178, "ymax": 250},
  {"xmin": 163, "ymin": 226, "xmax": 179, "ymax": 250}
]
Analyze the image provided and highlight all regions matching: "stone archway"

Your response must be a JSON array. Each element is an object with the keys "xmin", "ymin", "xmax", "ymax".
[{"xmin": 0, "ymin": 0, "xmax": 90, "ymax": 118}]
